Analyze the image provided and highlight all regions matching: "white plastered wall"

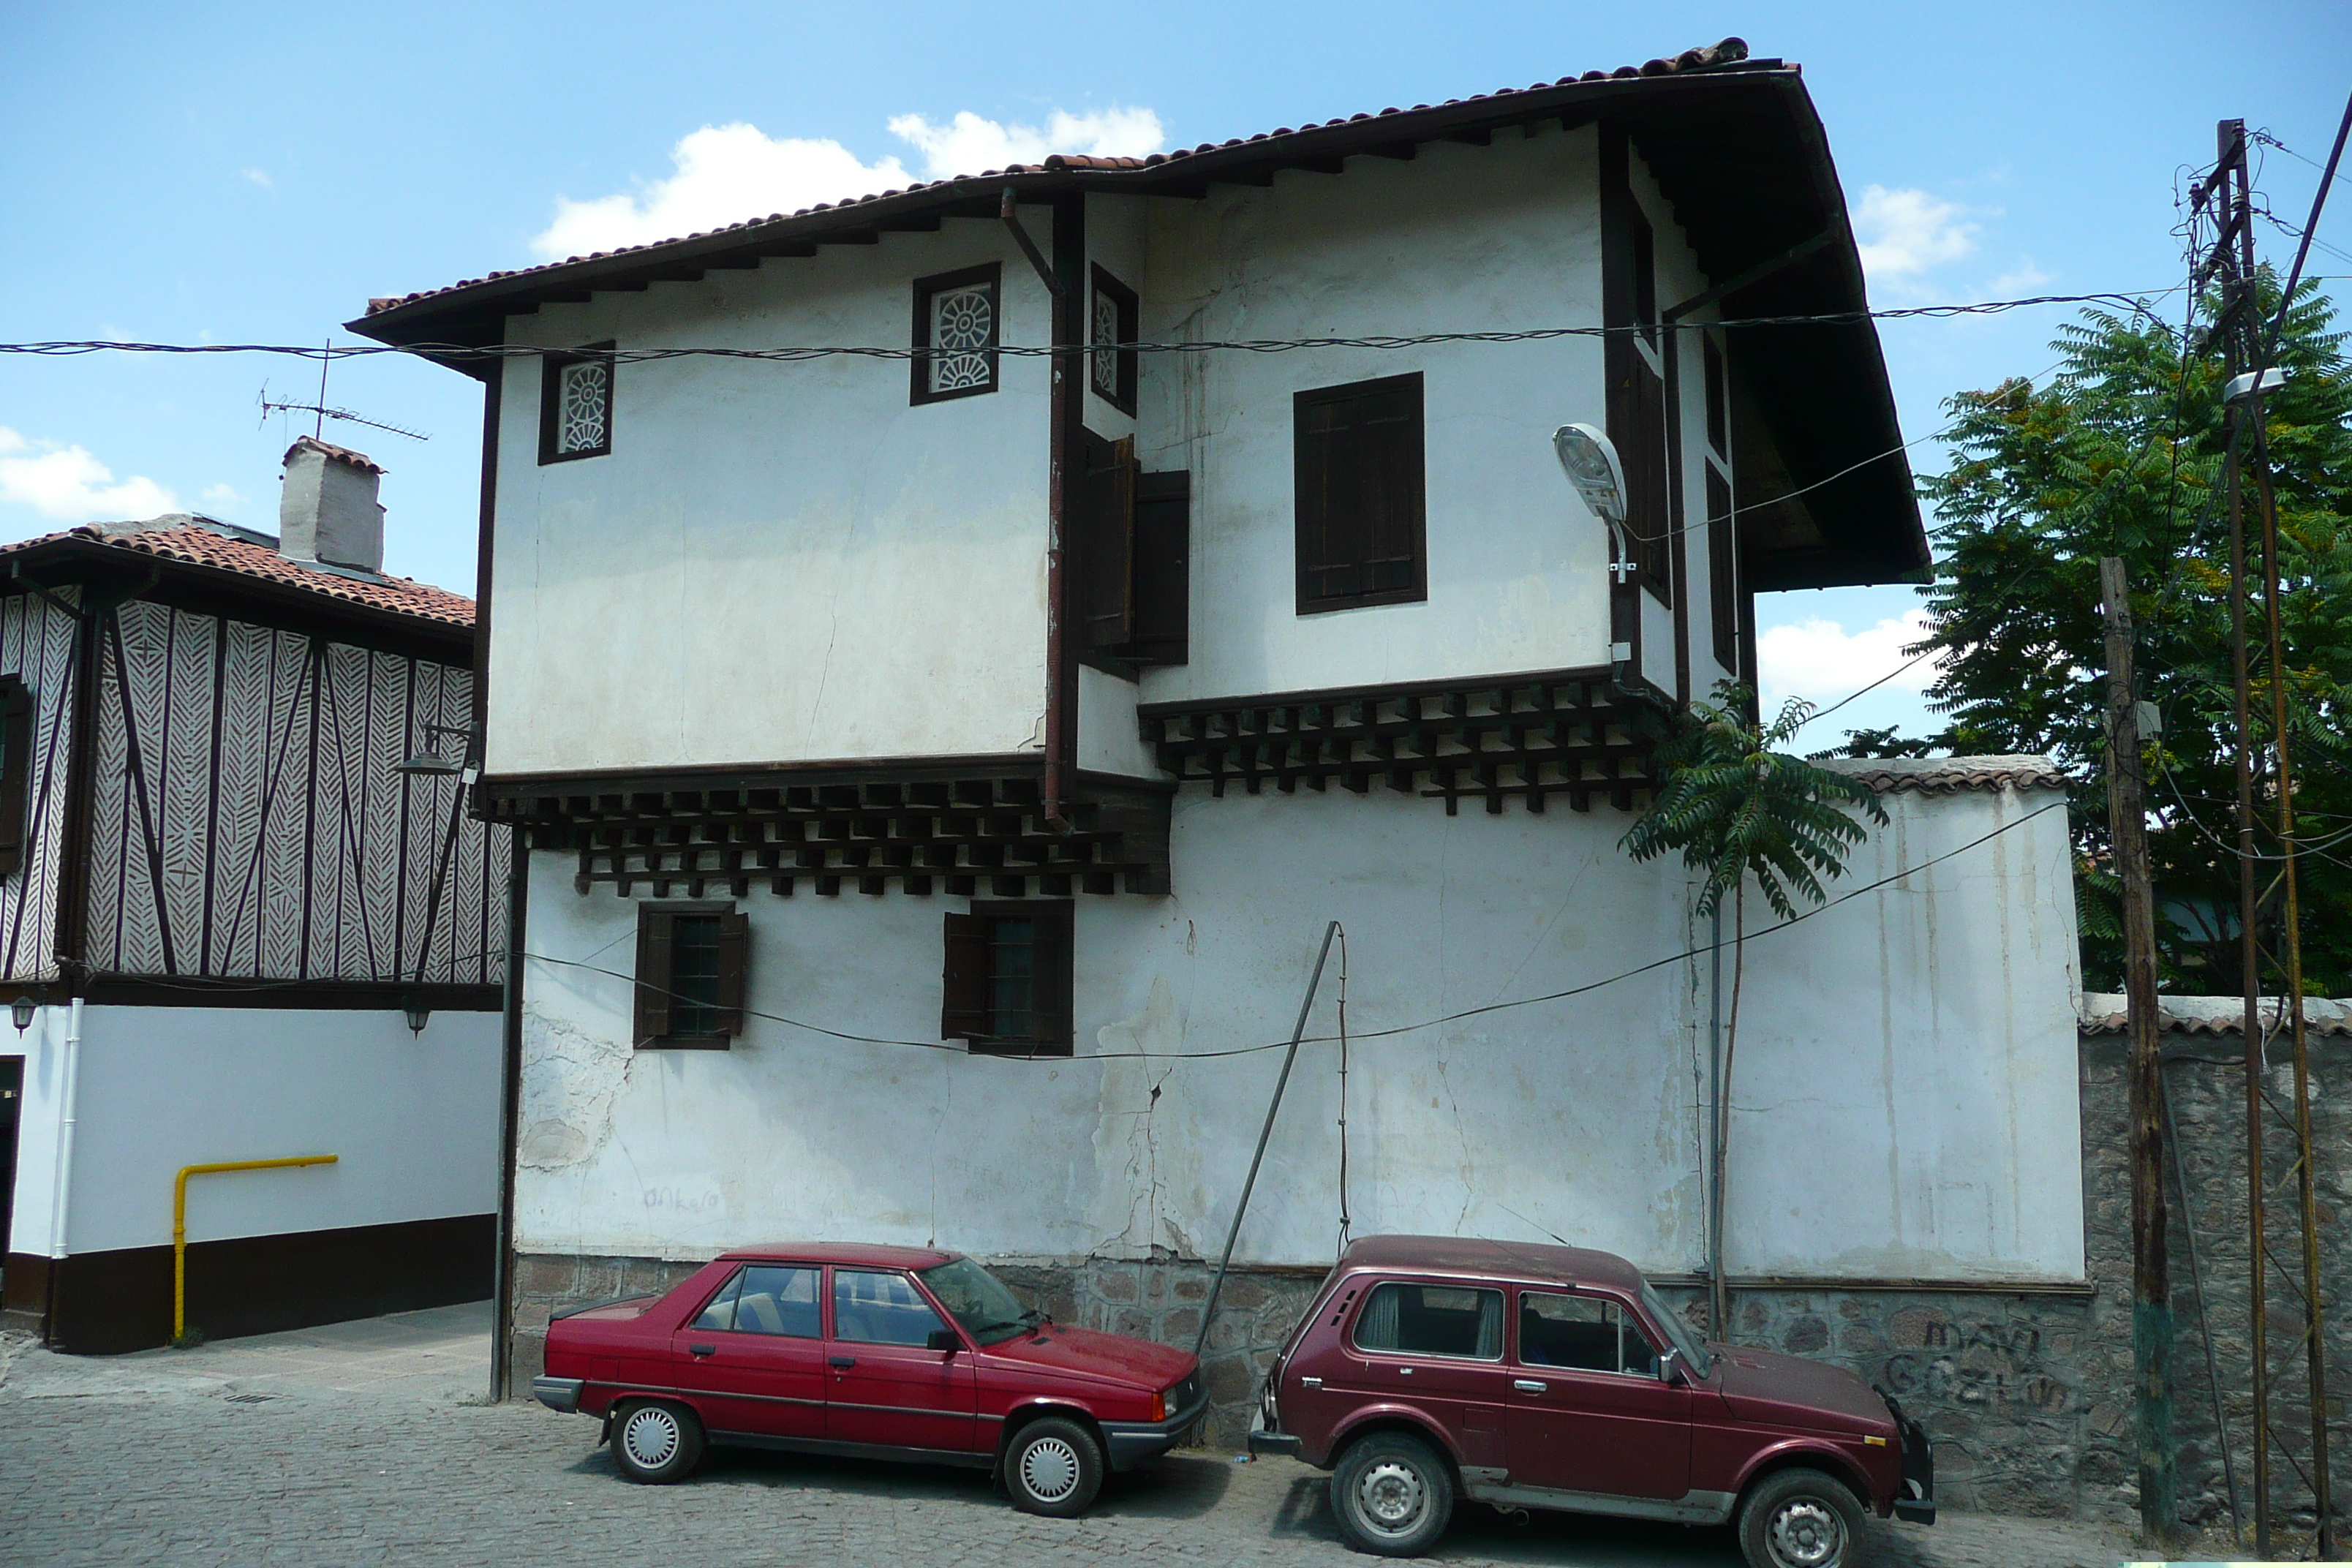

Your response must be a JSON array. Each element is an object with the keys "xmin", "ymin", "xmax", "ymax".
[
  {"xmin": 487, "ymin": 222, "xmax": 1057, "ymax": 777},
  {"xmin": 515, "ymin": 780, "xmax": 2083, "ymax": 1284},
  {"xmin": 7, "ymin": 1005, "xmax": 500, "ymax": 1256}
]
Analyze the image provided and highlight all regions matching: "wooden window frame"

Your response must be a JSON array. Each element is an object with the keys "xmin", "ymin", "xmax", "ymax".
[
  {"xmin": 910, "ymin": 263, "xmax": 1003, "ymax": 406},
  {"xmin": 1703, "ymin": 334, "xmax": 1730, "ymax": 460},
  {"xmin": 1293, "ymin": 372, "xmax": 1428, "ymax": 616},
  {"xmin": 1706, "ymin": 464, "xmax": 1738, "ymax": 673},
  {"xmin": 1089, "ymin": 265, "xmax": 1139, "ymax": 415},
  {"xmin": 0, "ymin": 675, "xmax": 31, "ymax": 881},
  {"xmin": 633, "ymin": 900, "xmax": 748, "ymax": 1049},
  {"xmin": 1074, "ymin": 431, "xmax": 1190, "ymax": 673},
  {"xmin": 538, "ymin": 341, "xmax": 616, "ymax": 464},
  {"xmin": 941, "ymin": 900, "xmax": 1073, "ymax": 1057}
]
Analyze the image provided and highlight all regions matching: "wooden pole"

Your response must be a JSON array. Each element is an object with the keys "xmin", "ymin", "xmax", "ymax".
[{"xmin": 2101, "ymin": 557, "xmax": 2176, "ymax": 1539}]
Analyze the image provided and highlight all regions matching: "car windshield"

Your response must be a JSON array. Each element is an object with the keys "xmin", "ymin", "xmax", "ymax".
[
  {"xmin": 1639, "ymin": 1277, "xmax": 1712, "ymax": 1379},
  {"xmin": 919, "ymin": 1256, "xmax": 1041, "ymax": 1346}
]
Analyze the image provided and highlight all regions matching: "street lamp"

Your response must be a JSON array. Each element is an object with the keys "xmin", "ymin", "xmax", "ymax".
[
  {"xmin": 11, "ymin": 993, "xmax": 34, "ymax": 1033},
  {"xmin": 1552, "ymin": 423, "xmax": 1635, "ymax": 586},
  {"xmin": 402, "ymin": 994, "xmax": 431, "ymax": 1036},
  {"xmin": 397, "ymin": 721, "xmax": 478, "ymax": 779}
]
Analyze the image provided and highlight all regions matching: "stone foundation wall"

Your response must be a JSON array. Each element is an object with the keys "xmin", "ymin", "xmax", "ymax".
[{"xmin": 502, "ymin": 1027, "xmax": 2348, "ymax": 1531}]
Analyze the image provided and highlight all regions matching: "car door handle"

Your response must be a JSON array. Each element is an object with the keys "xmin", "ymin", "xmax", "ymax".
[
  {"xmin": 687, "ymin": 1344, "xmax": 717, "ymax": 1357},
  {"xmin": 828, "ymin": 1356, "xmax": 857, "ymax": 1369},
  {"xmin": 1513, "ymin": 1379, "xmax": 1548, "ymax": 1394}
]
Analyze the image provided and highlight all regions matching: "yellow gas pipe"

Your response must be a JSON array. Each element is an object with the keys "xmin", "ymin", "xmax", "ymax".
[{"xmin": 173, "ymin": 1156, "xmax": 337, "ymax": 1343}]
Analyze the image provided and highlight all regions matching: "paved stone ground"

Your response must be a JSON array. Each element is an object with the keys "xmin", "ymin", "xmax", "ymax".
[{"xmin": 0, "ymin": 1306, "xmax": 2142, "ymax": 1568}]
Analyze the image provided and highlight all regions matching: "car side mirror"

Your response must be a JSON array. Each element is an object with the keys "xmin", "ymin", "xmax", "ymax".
[
  {"xmin": 1658, "ymin": 1347, "xmax": 1683, "ymax": 1384},
  {"xmin": 927, "ymin": 1327, "xmax": 962, "ymax": 1354}
]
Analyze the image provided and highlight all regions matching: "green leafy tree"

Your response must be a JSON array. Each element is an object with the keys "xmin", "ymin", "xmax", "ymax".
[
  {"xmin": 1624, "ymin": 682, "xmax": 1888, "ymax": 1333},
  {"xmin": 1855, "ymin": 279, "xmax": 2352, "ymax": 995}
]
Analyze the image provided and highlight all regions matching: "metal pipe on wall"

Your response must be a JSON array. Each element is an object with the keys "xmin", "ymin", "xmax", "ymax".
[{"xmin": 45, "ymin": 999, "xmax": 81, "ymax": 1263}]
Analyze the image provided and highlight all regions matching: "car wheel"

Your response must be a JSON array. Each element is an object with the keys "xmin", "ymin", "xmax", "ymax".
[
  {"xmin": 1004, "ymin": 1416, "xmax": 1104, "ymax": 1517},
  {"xmin": 1330, "ymin": 1431, "xmax": 1453, "ymax": 1556},
  {"xmin": 609, "ymin": 1398, "xmax": 704, "ymax": 1485},
  {"xmin": 1738, "ymin": 1467, "xmax": 1869, "ymax": 1568}
]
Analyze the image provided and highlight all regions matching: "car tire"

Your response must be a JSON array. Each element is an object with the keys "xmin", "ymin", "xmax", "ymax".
[
  {"xmin": 1330, "ymin": 1431, "xmax": 1453, "ymax": 1557},
  {"xmin": 1738, "ymin": 1466, "xmax": 1870, "ymax": 1568},
  {"xmin": 1004, "ymin": 1416, "xmax": 1105, "ymax": 1517},
  {"xmin": 609, "ymin": 1398, "xmax": 704, "ymax": 1485}
]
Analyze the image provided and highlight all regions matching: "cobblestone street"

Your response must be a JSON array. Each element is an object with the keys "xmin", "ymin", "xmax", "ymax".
[{"xmin": 0, "ymin": 1307, "xmax": 2138, "ymax": 1568}]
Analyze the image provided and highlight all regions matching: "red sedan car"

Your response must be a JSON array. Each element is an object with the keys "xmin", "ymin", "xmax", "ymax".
[
  {"xmin": 532, "ymin": 1242, "xmax": 1205, "ymax": 1515},
  {"xmin": 1248, "ymin": 1236, "xmax": 1933, "ymax": 1567}
]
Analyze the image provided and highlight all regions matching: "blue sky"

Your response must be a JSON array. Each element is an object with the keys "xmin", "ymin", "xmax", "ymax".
[{"xmin": 3, "ymin": 1, "xmax": 2345, "ymax": 747}]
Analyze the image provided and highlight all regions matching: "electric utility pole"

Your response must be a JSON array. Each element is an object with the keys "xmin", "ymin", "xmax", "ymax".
[
  {"xmin": 2192, "ymin": 114, "xmax": 2336, "ymax": 1558},
  {"xmin": 2101, "ymin": 558, "xmax": 2174, "ymax": 1541}
]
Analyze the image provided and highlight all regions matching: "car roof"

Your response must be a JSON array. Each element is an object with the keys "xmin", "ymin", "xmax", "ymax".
[
  {"xmin": 1338, "ymin": 1234, "xmax": 1647, "ymax": 1292},
  {"xmin": 718, "ymin": 1241, "xmax": 957, "ymax": 1270}
]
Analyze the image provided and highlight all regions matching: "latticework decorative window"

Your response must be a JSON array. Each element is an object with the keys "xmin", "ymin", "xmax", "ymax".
[
  {"xmin": 538, "ymin": 342, "xmax": 616, "ymax": 463},
  {"xmin": 1090, "ymin": 265, "xmax": 1138, "ymax": 415},
  {"xmin": 911, "ymin": 265, "xmax": 1000, "ymax": 404}
]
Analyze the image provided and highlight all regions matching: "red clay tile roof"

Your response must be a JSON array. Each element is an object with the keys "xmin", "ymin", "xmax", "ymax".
[
  {"xmin": 0, "ymin": 517, "xmax": 472, "ymax": 628},
  {"xmin": 1815, "ymin": 756, "xmax": 2071, "ymax": 795},
  {"xmin": 358, "ymin": 39, "xmax": 1757, "ymax": 320}
]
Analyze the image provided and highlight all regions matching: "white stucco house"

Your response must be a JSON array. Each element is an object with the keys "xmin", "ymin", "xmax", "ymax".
[
  {"xmin": 0, "ymin": 438, "xmax": 509, "ymax": 1354},
  {"xmin": 353, "ymin": 39, "xmax": 2084, "ymax": 1436}
]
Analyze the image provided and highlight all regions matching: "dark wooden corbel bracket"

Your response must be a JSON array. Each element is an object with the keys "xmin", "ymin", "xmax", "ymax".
[
  {"xmin": 1000, "ymin": 189, "xmax": 1063, "ymax": 297},
  {"xmin": 1663, "ymin": 226, "xmax": 1838, "ymax": 323}
]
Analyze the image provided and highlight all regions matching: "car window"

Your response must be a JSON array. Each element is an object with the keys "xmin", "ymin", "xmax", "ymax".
[
  {"xmin": 690, "ymin": 1267, "xmax": 745, "ymax": 1331},
  {"xmin": 734, "ymin": 1265, "xmax": 822, "ymax": 1338},
  {"xmin": 1351, "ymin": 1282, "xmax": 1504, "ymax": 1360},
  {"xmin": 1520, "ymin": 1290, "xmax": 1659, "ymax": 1376},
  {"xmin": 832, "ymin": 1269, "xmax": 949, "ymax": 1346}
]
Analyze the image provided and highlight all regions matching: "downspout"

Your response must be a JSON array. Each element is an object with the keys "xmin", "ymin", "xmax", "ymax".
[
  {"xmin": 45, "ymin": 999, "xmax": 83, "ymax": 1325},
  {"xmin": 489, "ymin": 837, "xmax": 527, "ymax": 1401},
  {"xmin": 1040, "ymin": 190, "xmax": 1085, "ymax": 829},
  {"xmin": 1705, "ymin": 905, "xmax": 1725, "ymax": 1333}
]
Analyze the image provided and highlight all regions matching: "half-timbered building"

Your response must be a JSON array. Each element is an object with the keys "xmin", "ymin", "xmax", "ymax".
[
  {"xmin": 0, "ymin": 437, "xmax": 511, "ymax": 1352},
  {"xmin": 355, "ymin": 40, "xmax": 2087, "ymax": 1449}
]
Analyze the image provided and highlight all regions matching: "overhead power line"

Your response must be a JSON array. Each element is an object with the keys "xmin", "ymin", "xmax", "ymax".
[{"xmin": 0, "ymin": 289, "xmax": 2190, "ymax": 366}]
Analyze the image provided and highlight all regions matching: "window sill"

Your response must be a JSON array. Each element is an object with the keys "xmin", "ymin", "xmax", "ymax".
[
  {"xmin": 962, "ymin": 1038, "xmax": 1073, "ymax": 1058},
  {"xmin": 636, "ymin": 1036, "xmax": 733, "ymax": 1051},
  {"xmin": 1295, "ymin": 587, "xmax": 1428, "ymax": 617}
]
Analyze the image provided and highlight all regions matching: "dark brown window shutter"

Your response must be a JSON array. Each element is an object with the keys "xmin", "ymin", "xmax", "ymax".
[
  {"xmin": 1129, "ymin": 470, "xmax": 1190, "ymax": 665},
  {"xmin": 1294, "ymin": 374, "xmax": 1425, "ymax": 613},
  {"xmin": 1707, "ymin": 467, "xmax": 1737, "ymax": 670},
  {"xmin": 1032, "ymin": 900, "xmax": 1075, "ymax": 1054},
  {"xmin": 712, "ymin": 908, "xmax": 750, "ymax": 1036},
  {"xmin": 941, "ymin": 912, "xmax": 989, "ymax": 1040},
  {"xmin": 1607, "ymin": 352, "xmax": 1671, "ymax": 600},
  {"xmin": 1703, "ymin": 337, "xmax": 1728, "ymax": 457},
  {"xmin": 634, "ymin": 907, "xmax": 674, "ymax": 1044},
  {"xmin": 0, "ymin": 677, "xmax": 31, "ymax": 877},
  {"xmin": 1077, "ymin": 431, "xmax": 1136, "ymax": 652}
]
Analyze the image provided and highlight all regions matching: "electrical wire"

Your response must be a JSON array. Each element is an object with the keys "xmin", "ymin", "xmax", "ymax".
[
  {"xmin": 0, "ymin": 289, "xmax": 2190, "ymax": 366},
  {"xmin": 521, "ymin": 795, "xmax": 2064, "ymax": 1063}
]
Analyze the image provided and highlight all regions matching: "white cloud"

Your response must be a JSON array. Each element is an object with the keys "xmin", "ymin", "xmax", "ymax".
[
  {"xmin": 531, "ymin": 108, "xmax": 1166, "ymax": 260},
  {"xmin": 1852, "ymin": 185, "xmax": 1980, "ymax": 295},
  {"xmin": 200, "ymin": 482, "xmax": 246, "ymax": 510},
  {"xmin": 241, "ymin": 167, "xmax": 273, "ymax": 190},
  {"xmin": 0, "ymin": 427, "xmax": 177, "ymax": 522},
  {"xmin": 886, "ymin": 107, "xmax": 1164, "ymax": 181},
  {"xmin": 1985, "ymin": 258, "xmax": 2054, "ymax": 295},
  {"xmin": 1757, "ymin": 609, "xmax": 1941, "ymax": 707}
]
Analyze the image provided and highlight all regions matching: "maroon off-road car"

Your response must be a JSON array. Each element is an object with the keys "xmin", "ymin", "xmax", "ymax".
[
  {"xmin": 532, "ymin": 1242, "xmax": 1205, "ymax": 1516},
  {"xmin": 1248, "ymin": 1236, "xmax": 1932, "ymax": 1567}
]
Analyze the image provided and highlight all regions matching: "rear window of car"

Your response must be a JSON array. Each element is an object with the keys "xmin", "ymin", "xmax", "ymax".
[
  {"xmin": 1350, "ymin": 1281, "xmax": 1504, "ymax": 1360},
  {"xmin": 693, "ymin": 1264, "xmax": 821, "ymax": 1338}
]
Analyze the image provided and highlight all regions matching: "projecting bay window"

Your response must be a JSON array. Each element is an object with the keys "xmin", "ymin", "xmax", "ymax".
[
  {"xmin": 633, "ymin": 901, "xmax": 748, "ymax": 1049},
  {"xmin": 911, "ymin": 264, "xmax": 1001, "ymax": 404},
  {"xmin": 538, "ymin": 342, "xmax": 615, "ymax": 464},
  {"xmin": 1294, "ymin": 372, "xmax": 1427, "ymax": 614},
  {"xmin": 942, "ymin": 902, "xmax": 1073, "ymax": 1055},
  {"xmin": 1602, "ymin": 133, "xmax": 1673, "ymax": 603}
]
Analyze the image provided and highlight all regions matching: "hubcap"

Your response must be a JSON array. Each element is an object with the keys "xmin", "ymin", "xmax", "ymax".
[
  {"xmin": 1354, "ymin": 1459, "xmax": 1428, "ymax": 1537},
  {"xmin": 1019, "ymin": 1435, "xmax": 1082, "ymax": 1503},
  {"xmin": 621, "ymin": 1407, "xmax": 681, "ymax": 1471},
  {"xmin": 1766, "ymin": 1497, "xmax": 1847, "ymax": 1568}
]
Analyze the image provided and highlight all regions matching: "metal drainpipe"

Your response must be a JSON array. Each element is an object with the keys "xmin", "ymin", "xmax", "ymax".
[{"xmin": 46, "ymin": 998, "xmax": 83, "ymax": 1273}]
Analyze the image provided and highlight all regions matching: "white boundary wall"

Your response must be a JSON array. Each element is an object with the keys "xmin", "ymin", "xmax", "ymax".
[{"xmin": 8, "ymin": 1004, "xmax": 500, "ymax": 1256}]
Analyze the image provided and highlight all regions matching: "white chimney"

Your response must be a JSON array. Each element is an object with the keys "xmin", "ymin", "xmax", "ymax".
[{"xmin": 279, "ymin": 437, "xmax": 385, "ymax": 573}]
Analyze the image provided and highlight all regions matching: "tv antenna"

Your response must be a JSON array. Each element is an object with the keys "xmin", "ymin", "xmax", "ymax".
[{"xmin": 257, "ymin": 336, "xmax": 429, "ymax": 444}]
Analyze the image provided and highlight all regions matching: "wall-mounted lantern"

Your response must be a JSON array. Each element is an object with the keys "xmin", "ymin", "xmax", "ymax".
[
  {"xmin": 396, "ymin": 720, "xmax": 479, "ymax": 780},
  {"xmin": 1552, "ymin": 423, "xmax": 1635, "ymax": 587},
  {"xmin": 11, "ymin": 993, "xmax": 34, "ymax": 1033},
  {"xmin": 402, "ymin": 994, "xmax": 431, "ymax": 1036}
]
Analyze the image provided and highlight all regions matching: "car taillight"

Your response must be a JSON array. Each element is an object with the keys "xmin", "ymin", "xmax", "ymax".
[{"xmin": 1151, "ymin": 1390, "xmax": 1167, "ymax": 1422}]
